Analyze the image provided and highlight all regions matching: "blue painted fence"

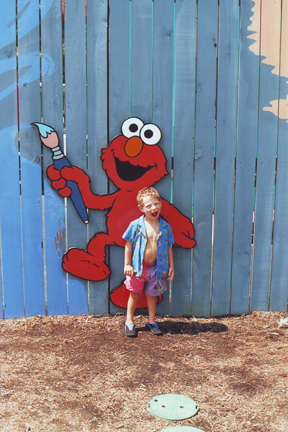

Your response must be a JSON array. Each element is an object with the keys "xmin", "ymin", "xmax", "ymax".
[{"xmin": 1, "ymin": 0, "xmax": 288, "ymax": 318}]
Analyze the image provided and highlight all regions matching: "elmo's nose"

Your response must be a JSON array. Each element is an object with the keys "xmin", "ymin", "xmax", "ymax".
[{"xmin": 124, "ymin": 136, "xmax": 143, "ymax": 158}]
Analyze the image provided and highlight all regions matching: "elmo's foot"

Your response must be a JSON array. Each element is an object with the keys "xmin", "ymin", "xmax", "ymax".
[{"xmin": 62, "ymin": 248, "xmax": 110, "ymax": 281}]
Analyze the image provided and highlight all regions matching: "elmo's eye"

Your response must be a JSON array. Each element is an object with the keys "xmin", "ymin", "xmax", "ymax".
[
  {"xmin": 140, "ymin": 124, "xmax": 161, "ymax": 145},
  {"xmin": 121, "ymin": 117, "xmax": 144, "ymax": 138}
]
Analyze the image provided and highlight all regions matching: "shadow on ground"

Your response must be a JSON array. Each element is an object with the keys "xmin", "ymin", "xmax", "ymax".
[{"xmin": 137, "ymin": 320, "xmax": 228, "ymax": 335}]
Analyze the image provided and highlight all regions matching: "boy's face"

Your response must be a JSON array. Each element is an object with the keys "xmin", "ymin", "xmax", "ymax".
[{"xmin": 139, "ymin": 195, "xmax": 162, "ymax": 221}]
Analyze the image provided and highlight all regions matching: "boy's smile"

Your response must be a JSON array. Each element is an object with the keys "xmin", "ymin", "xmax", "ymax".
[{"xmin": 139, "ymin": 196, "xmax": 162, "ymax": 221}]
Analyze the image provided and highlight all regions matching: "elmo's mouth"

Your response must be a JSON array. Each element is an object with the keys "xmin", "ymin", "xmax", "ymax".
[{"xmin": 114, "ymin": 157, "xmax": 153, "ymax": 181}]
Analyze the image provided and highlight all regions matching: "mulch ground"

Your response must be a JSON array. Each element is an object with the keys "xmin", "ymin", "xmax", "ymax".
[{"xmin": 0, "ymin": 311, "xmax": 288, "ymax": 432}]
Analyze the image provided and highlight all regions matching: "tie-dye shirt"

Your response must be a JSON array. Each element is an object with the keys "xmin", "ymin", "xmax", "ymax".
[{"xmin": 123, "ymin": 215, "xmax": 174, "ymax": 278}]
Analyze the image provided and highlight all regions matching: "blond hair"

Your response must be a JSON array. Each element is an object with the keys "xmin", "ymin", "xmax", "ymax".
[{"xmin": 137, "ymin": 187, "xmax": 160, "ymax": 207}]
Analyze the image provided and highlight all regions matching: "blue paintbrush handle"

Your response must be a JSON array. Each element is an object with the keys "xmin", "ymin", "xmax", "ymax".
[{"xmin": 53, "ymin": 156, "xmax": 88, "ymax": 224}]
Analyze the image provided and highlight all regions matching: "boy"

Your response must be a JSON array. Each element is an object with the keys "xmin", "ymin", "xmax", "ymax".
[{"xmin": 123, "ymin": 187, "xmax": 174, "ymax": 337}]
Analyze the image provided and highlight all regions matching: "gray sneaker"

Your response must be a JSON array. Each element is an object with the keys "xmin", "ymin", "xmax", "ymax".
[
  {"xmin": 125, "ymin": 324, "xmax": 137, "ymax": 337},
  {"xmin": 146, "ymin": 322, "xmax": 163, "ymax": 335}
]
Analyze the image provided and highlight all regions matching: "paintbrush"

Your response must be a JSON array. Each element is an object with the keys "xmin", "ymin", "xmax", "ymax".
[{"xmin": 32, "ymin": 122, "xmax": 88, "ymax": 224}]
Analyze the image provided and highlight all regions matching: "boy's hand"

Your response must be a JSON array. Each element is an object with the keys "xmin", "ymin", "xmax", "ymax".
[
  {"xmin": 167, "ymin": 266, "xmax": 174, "ymax": 281},
  {"xmin": 124, "ymin": 265, "xmax": 136, "ymax": 277}
]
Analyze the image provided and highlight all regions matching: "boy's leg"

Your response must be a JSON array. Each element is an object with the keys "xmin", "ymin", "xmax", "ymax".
[
  {"xmin": 145, "ymin": 293, "xmax": 163, "ymax": 335},
  {"xmin": 125, "ymin": 266, "xmax": 147, "ymax": 325},
  {"xmin": 126, "ymin": 292, "xmax": 142, "ymax": 324},
  {"xmin": 145, "ymin": 294, "xmax": 158, "ymax": 323}
]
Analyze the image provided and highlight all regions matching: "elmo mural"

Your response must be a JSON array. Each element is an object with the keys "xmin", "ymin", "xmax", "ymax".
[{"xmin": 33, "ymin": 117, "xmax": 195, "ymax": 308}]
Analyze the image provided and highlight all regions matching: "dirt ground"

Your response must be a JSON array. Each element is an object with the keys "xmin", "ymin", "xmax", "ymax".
[{"xmin": 0, "ymin": 311, "xmax": 288, "ymax": 432}]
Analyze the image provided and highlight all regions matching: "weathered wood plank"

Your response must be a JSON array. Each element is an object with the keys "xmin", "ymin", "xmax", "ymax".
[
  {"xmin": 191, "ymin": 0, "xmax": 218, "ymax": 317},
  {"xmin": 0, "ymin": 2, "xmax": 26, "ymax": 318},
  {"xmin": 270, "ymin": 120, "xmax": 288, "ymax": 312},
  {"xmin": 0, "ymin": 126, "xmax": 24, "ymax": 318},
  {"xmin": 18, "ymin": 0, "xmax": 45, "ymax": 317},
  {"xmin": 41, "ymin": 0, "xmax": 68, "ymax": 316},
  {"xmin": 230, "ymin": 0, "xmax": 260, "ymax": 314},
  {"xmin": 171, "ymin": 0, "xmax": 196, "ymax": 317},
  {"xmin": 0, "ymin": 226, "xmax": 3, "ymax": 318},
  {"xmin": 0, "ymin": 1, "xmax": 24, "ymax": 319},
  {"xmin": 211, "ymin": 0, "xmax": 239, "ymax": 316},
  {"xmin": 0, "ymin": 243, "xmax": 2, "ymax": 319},
  {"xmin": 130, "ymin": 0, "xmax": 153, "ymax": 121},
  {"xmin": 64, "ymin": 0, "xmax": 89, "ymax": 314},
  {"xmin": 108, "ymin": 0, "xmax": 130, "ymax": 314},
  {"xmin": 270, "ymin": 0, "xmax": 288, "ymax": 312},
  {"xmin": 250, "ymin": 0, "xmax": 281, "ymax": 311},
  {"xmin": 86, "ymin": 0, "xmax": 109, "ymax": 315},
  {"xmin": 108, "ymin": 0, "xmax": 130, "ymax": 141},
  {"xmin": 151, "ymin": 0, "xmax": 174, "ymax": 316}
]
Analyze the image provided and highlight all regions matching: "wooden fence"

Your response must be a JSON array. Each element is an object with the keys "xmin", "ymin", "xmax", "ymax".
[{"xmin": 1, "ymin": 0, "xmax": 288, "ymax": 319}]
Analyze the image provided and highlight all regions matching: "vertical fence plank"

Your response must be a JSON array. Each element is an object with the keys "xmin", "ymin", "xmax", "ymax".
[
  {"xmin": 0, "ymin": 2, "xmax": 24, "ymax": 318},
  {"xmin": 270, "ymin": 0, "xmax": 288, "ymax": 312},
  {"xmin": 152, "ymin": 0, "xmax": 174, "ymax": 316},
  {"xmin": 270, "ymin": 120, "xmax": 288, "ymax": 312},
  {"xmin": 64, "ymin": 0, "xmax": 88, "ymax": 314},
  {"xmin": 0, "ymin": 127, "xmax": 24, "ymax": 319},
  {"xmin": 118, "ymin": 0, "xmax": 154, "ymax": 315},
  {"xmin": 108, "ymin": 0, "xmax": 130, "ymax": 139},
  {"xmin": 130, "ymin": 0, "xmax": 153, "ymax": 122},
  {"xmin": 41, "ymin": 0, "xmax": 68, "ymax": 316},
  {"xmin": 108, "ymin": 0, "xmax": 130, "ymax": 314},
  {"xmin": 86, "ymin": 0, "xmax": 109, "ymax": 315},
  {"xmin": 250, "ymin": 0, "xmax": 282, "ymax": 311},
  {"xmin": 192, "ymin": 0, "xmax": 218, "ymax": 317},
  {"xmin": 0, "ymin": 217, "xmax": 2, "ymax": 318},
  {"xmin": 171, "ymin": 0, "xmax": 196, "ymax": 316},
  {"xmin": 230, "ymin": 0, "xmax": 260, "ymax": 315},
  {"xmin": 131, "ymin": 0, "xmax": 155, "ymax": 316},
  {"xmin": 0, "ymin": 235, "xmax": 2, "ymax": 319},
  {"xmin": 18, "ymin": 1, "xmax": 46, "ymax": 317},
  {"xmin": 211, "ymin": 0, "xmax": 239, "ymax": 316}
]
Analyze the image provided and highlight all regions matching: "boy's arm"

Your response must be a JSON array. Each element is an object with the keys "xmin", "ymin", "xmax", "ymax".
[
  {"xmin": 124, "ymin": 241, "xmax": 135, "ymax": 277},
  {"xmin": 167, "ymin": 245, "xmax": 174, "ymax": 281}
]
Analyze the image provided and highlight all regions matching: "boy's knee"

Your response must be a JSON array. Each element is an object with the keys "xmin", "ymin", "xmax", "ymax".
[
  {"xmin": 130, "ymin": 291, "xmax": 142, "ymax": 300},
  {"xmin": 145, "ymin": 293, "xmax": 157, "ymax": 302}
]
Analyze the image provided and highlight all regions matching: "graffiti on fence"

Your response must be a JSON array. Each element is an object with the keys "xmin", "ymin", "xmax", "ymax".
[
  {"xmin": 0, "ymin": 0, "xmax": 55, "ymax": 102},
  {"xmin": 248, "ymin": 0, "xmax": 288, "ymax": 121},
  {"xmin": 33, "ymin": 117, "xmax": 196, "ymax": 308}
]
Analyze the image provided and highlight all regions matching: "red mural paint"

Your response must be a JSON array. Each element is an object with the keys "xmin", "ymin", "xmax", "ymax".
[{"xmin": 33, "ymin": 117, "xmax": 195, "ymax": 309}]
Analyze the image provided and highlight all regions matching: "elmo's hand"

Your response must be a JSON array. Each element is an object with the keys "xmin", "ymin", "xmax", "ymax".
[
  {"xmin": 47, "ymin": 165, "xmax": 89, "ymax": 198},
  {"xmin": 47, "ymin": 165, "xmax": 71, "ymax": 197},
  {"xmin": 173, "ymin": 216, "xmax": 195, "ymax": 249},
  {"xmin": 161, "ymin": 199, "xmax": 196, "ymax": 249}
]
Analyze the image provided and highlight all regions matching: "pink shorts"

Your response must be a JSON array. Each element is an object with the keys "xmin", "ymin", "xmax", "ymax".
[{"xmin": 124, "ymin": 262, "xmax": 167, "ymax": 297}]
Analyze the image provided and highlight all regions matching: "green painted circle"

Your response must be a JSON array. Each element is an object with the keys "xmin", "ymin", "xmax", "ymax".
[
  {"xmin": 147, "ymin": 394, "xmax": 199, "ymax": 421},
  {"xmin": 160, "ymin": 427, "xmax": 205, "ymax": 432}
]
